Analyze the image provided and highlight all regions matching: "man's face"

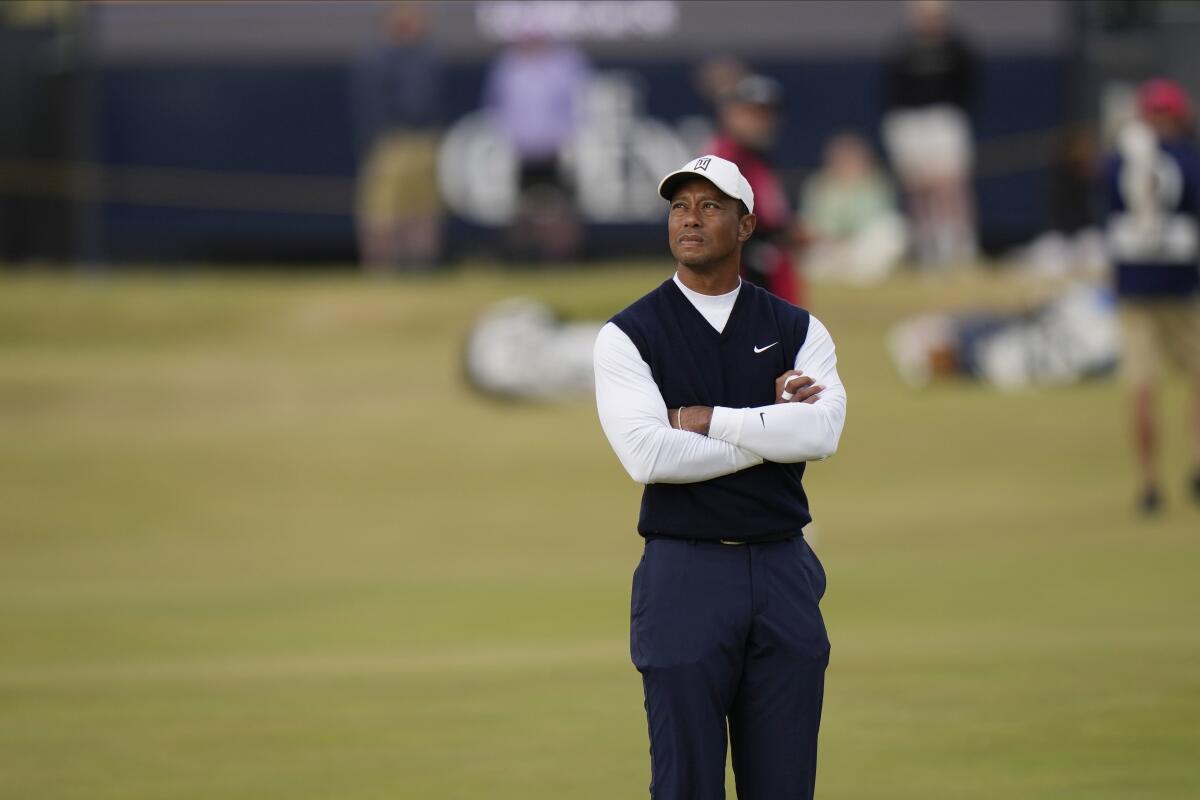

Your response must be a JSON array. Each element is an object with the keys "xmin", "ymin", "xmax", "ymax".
[{"xmin": 667, "ymin": 177, "xmax": 754, "ymax": 271}]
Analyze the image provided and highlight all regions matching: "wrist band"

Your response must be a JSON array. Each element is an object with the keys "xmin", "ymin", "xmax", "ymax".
[{"xmin": 677, "ymin": 406, "xmax": 686, "ymax": 430}]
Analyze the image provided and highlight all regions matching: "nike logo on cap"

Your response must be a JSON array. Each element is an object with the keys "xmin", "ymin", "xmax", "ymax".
[{"xmin": 753, "ymin": 342, "xmax": 779, "ymax": 354}]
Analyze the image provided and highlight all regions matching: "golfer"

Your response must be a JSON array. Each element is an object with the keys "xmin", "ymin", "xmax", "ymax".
[{"xmin": 594, "ymin": 155, "xmax": 847, "ymax": 799}]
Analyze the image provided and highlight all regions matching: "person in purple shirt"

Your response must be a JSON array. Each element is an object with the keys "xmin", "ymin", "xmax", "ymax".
[
  {"xmin": 1104, "ymin": 78, "xmax": 1200, "ymax": 513},
  {"xmin": 484, "ymin": 37, "xmax": 591, "ymax": 261}
]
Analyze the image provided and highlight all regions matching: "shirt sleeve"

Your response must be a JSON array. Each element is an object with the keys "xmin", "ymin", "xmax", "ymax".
[
  {"xmin": 594, "ymin": 322, "xmax": 764, "ymax": 485},
  {"xmin": 707, "ymin": 315, "xmax": 847, "ymax": 463}
]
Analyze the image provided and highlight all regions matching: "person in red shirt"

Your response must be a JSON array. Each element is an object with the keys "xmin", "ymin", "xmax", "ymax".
[{"xmin": 708, "ymin": 74, "xmax": 805, "ymax": 305}]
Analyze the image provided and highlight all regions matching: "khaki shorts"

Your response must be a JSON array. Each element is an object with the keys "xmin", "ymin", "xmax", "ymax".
[
  {"xmin": 1118, "ymin": 299, "xmax": 1200, "ymax": 383},
  {"xmin": 357, "ymin": 131, "xmax": 441, "ymax": 223},
  {"xmin": 882, "ymin": 104, "xmax": 973, "ymax": 184}
]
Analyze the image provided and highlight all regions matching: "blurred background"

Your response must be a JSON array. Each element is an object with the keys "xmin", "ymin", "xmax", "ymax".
[
  {"xmin": 2, "ymin": 1, "xmax": 1199, "ymax": 798},
  {"xmin": 2, "ymin": 0, "xmax": 1196, "ymax": 267}
]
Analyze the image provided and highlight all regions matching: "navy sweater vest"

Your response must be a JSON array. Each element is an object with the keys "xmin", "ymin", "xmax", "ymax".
[{"xmin": 611, "ymin": 278, "xmax": 813, "ymax": 541}]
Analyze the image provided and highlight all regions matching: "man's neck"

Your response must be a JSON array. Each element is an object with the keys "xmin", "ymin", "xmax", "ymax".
[{"xmin": 676, "ymin": 264, "xmax": 741, "ymax": 296}]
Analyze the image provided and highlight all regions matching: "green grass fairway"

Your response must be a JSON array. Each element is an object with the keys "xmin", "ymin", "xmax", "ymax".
[{"xmin": 2, "ymin": 266, "xmax": 1198, "ymax": 799}]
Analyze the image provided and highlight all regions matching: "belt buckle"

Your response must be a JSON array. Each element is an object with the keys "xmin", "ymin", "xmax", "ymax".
[{"xmin": 718, "ymin": 539, "xmax": 745, "ymax": 546}]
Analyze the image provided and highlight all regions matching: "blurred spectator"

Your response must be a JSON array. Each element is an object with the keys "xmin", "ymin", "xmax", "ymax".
[
  {"xmin": 352, "ymin": 3, "xmax": 444, "ymax": 273},
  {"xmin": 484, "ymin": 37, "xmax": 591, "ymax": 262},
  {"xmin": 887, "ymin": 284, "xmax": 1118, "ymax": 390},
  {"xmin": 1052, "ymin": 127, "xmax": 1100, "ymax": 235},
  {"xmin": 882, "ymin": 0, "xmax": 978, "ymax": 268},
  {"xmin": 1104, "ymin": 78, "xmax": 1200, "ymax": 514},
  {"xmin": 708, "ymin": 74, "xmax": 803, "ymax": 304},
  {"xmin": 801, "ymin": 133, "xmax": 908, "ymax": 285},
  {"xmin": 677, "ymin": 55, "xmax": 749, "ymax": 154},
  {"xmin": 693, "ymin": 55, "xmax": 749, "ymax": 112},
  {"xmin": 1018, "ymin": 128, "xmax": 1106, "ymax": 281}
]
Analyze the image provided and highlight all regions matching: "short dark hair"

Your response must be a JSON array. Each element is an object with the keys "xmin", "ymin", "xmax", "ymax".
[{"xmin": 737, "ymin": 200, "xmax": 750, "ymax": 217}]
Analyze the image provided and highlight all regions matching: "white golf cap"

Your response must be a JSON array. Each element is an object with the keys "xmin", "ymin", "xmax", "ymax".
[{"xmin": 657, "ymin": 155, "xmax": 755, "ymax": 214}]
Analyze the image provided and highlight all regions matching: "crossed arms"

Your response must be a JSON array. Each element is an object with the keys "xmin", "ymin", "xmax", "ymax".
[{"xmin": 593, "ymin": 316, "xmax": 848, "ymax": 485}]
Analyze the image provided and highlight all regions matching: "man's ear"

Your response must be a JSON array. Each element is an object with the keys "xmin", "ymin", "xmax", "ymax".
[{"xmin": 737, "ymin": 212, "xmax": 757, "ymax": 242}]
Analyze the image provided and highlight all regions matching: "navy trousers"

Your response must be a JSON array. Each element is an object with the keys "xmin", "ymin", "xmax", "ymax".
[{"xmin": 630, "ymin": 536, "xmax": 830, "ymax": 800}]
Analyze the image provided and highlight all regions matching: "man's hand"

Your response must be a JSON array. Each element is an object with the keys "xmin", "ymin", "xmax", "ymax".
[
  {"xmin": 775, "ymin": 370, "xmax": 823, "ymax": 404},
  {"xmin": 668, "ymin": 406, "xmax": 713, "ymax": 435}
]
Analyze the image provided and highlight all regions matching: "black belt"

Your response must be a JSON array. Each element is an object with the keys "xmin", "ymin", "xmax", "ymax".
[{"xmin": 643, "ymin": 530, "xmax": 801, "ymax": 546}]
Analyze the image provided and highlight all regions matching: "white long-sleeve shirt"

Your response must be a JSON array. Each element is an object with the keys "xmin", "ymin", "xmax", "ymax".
[{"xmin": 594, "ymin": 274, "xmax": 847, "ymax": 485}]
